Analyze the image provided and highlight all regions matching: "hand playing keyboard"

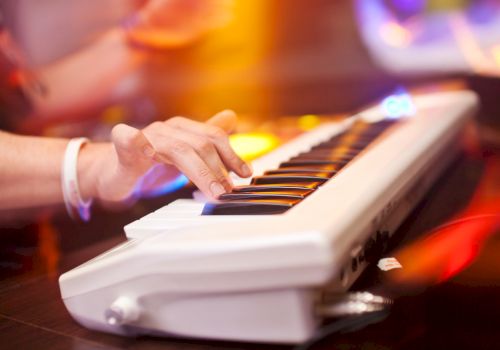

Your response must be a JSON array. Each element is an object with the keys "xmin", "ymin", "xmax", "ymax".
[{"xmin": 83, "ymin": 109, "xmax": 253, "ymax": 208}]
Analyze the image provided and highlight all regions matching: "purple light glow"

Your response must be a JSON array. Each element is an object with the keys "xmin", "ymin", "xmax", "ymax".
[
  {"xmin": 390, "ymin": 0, "xmax": 427, "ymax": 16},
  {"xmin": 467, "ymin": 0, "xmax": 500, "ymax": 24}
]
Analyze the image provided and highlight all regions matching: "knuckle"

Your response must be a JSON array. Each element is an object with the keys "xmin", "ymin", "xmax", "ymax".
[
  {"xmin": 111, "ymin": 123, "xmax": 139, "ymax": 145},
  {"xmin": 215, "ymin": 172, "xmax": 228, "ymax": 184},
  {"xmin": 151, "ymin": 121, "xmax": 165, "ymax": 129},
  {"xmin": 226, "ymin": 150, "xmax": 243, "ymax": 166},
  {"xmin": 168, "ymin": 140, "xmax": 190, "ymax": 156},
  {"xmin": 167, "ymin": 116, "xmax": 184, "ymax": 126},
  {"xmin": 144, "ymin": 121, "xmax": 164, "ymax": 133},
  {"xmin": 208, "ymin": 126, "xmax": 227, "ymax": 140},
  {"xmin": 195, "ymin": 137, "xmax": 213, "ymax": 155},
  {"xmin": 198, "ymin": 166, "xmax": 212, "ymax": 180}
]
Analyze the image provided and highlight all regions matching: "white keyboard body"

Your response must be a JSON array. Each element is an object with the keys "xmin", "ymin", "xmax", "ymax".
[{"xmin": 59, "ymin": 91, "xmax": 478, "ymax": 344}]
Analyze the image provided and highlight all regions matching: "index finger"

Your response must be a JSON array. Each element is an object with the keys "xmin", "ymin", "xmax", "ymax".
[{"xmin": 167, "ymin": 113, "xmax": 253, "ymax": 178}]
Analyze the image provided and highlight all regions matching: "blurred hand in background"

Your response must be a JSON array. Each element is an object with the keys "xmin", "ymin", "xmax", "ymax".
[
  {"xmin": 18, "ymin": 0, "xmax": 235, "ymax": 131},
  {"xmin": 127, "ymin": 0, "xmax": 234, "ymax": 48}
]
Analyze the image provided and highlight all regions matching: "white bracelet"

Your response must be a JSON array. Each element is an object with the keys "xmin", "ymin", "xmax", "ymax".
[{"xmin": 61, "ymin": 137, "xmax": 92, "ymax": 221}]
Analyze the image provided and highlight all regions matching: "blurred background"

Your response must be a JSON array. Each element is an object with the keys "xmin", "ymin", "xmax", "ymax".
[
  {"xmin": 4, "ymin": 0, "xmax": 499, "ymax": 140},
  {"xmin": 0, "ymin": 0, "xmax": 422, "ymax": 137}
]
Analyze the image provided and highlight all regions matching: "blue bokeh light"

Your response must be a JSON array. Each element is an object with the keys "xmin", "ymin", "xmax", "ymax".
[
  {"xmin": 141, "ymin": 174, "xmax": 189, "ymax": 198},
  {"xmin": 381, "ymin": 91, "xmax": 416, "ymax": 119}
]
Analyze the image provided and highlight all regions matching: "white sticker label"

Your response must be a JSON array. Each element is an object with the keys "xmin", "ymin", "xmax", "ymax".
[{"xmin": 377, "ymin": 257, "xmax": 403, "ymax": 271}]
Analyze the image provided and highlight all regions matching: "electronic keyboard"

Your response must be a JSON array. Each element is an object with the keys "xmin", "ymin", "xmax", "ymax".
[{"xmin": 59, "ymin": 90, "xmax": 478, "ymax": 344}]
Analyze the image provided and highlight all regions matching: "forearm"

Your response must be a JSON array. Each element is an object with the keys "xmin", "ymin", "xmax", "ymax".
[
  {"xmin": 0, "ymin": 131, "xmax": 68, "ymax": 209},
  {"xmin": 30, "ymin": 29, "xmax": 145, "ymax": 122}
]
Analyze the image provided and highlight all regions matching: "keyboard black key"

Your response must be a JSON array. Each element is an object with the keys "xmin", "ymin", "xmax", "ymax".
[
  {"xmin": 232, "ymin": 183, "xmax": 320, "ymax": 192},
  {"xmin": 264, "ymin": 168, "xmax": 338, "ymax": 176},
  {"xmin": 353, "ymin": 122, "xmax": 395, "ymax": 135},
  {"xmin": 369, "ymin": 119, "xmax": 397, "ymax": 128},
  {"xmin": 287, "ymin": 154, "xmax": 353, "ymax": 163},
  {"xmin": 219, "ymin": 191, "xmax": 309, "ymax": 200},
  {"xmin": 292, "ymin": 153, "xmax": 357, "ymax": 161},
  {"xmin": 359, "ymin": 129, "xmax": 389, "ymax": 137},
  {"xmin": 299, "ymin": 148, "xmax": 361, "ymax": 157},
  {"xmin": 311, "ymin": 140, "xmax": 370, "ymax": 151},
  {"xmin": 278, "ymin": 164, "xmax": 342, "ymax": 171},
  {"xmin": 280, "ymin": 160, "xmax": 348, "ymax": 168},
  {"xmin": 202, "ymin": 198, "xmax": 300, "ymax": 215},
  {"xmin": 251, "ymin": 173, "xmax": 331, "ymax": 185},
  {"xmin": 338, "ymin": 134, "xmax": 374, "ymax": 143}
]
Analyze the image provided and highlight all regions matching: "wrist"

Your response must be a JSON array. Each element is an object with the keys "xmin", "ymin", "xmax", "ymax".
[{"xmin": 77, "ymin": 141, "xmax": 110, "ymax": 204}]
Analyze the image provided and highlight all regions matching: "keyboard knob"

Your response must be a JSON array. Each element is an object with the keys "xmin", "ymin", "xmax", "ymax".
[{"xmin": 104, "ymin": 297, "xmax": 140, "ymax": 326}]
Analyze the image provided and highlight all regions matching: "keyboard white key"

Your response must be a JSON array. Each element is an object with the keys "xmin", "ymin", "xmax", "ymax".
[
  {"xmin": 125, "ymin": 199, "xmax": 269, "ymax": 237},
  {"xmin": 154, "ymin": 199, "xmax": 204, "ymax": 213}
]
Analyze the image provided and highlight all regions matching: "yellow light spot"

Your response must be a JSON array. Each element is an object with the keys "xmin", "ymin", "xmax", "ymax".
[
  {"xmin": 229, "ymin": 132, "xmax": 280, "ymax": 161},
  {"xmin": 379, "ymin": 22, "xmax": 412, "ymax": 48},
  {"xmin": 174, "ymin": 0, "xmax": 271, "ymax": 116},
  {"xmin": 298, "ymin": 114, "xmax": 320, "ymax": 131},
  {"xmin": 491, "ymin": 45, "xmax": 500, "ymax": 68},
  {"xmin": 101, "ymin": 105, "xmax": 127, "ymax": 125}
]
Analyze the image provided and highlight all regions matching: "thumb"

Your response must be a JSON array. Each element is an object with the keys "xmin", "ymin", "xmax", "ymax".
[
  {"xmin": 206, "ymin": 109, "xmax": 238, "ymax": 134},
  {"xmin": 111, "ymin": 123, "xmax": 156, "ymax": 168}
]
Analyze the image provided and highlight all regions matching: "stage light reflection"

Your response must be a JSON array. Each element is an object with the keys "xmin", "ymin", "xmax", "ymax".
[
  {"xmin": 390, "ymin": 214, "xmax": 499, "ymax": 287},
  {"xmin": 229, "ymin": 132, "xmax": 280, "ymax": 161},
  {"xmin": 386, "ymin": 158, "xmax": 500, "ymax": 290},
  {"xmin": 298, "ymin": 114, "xmax": 321, "ymax": 131}
]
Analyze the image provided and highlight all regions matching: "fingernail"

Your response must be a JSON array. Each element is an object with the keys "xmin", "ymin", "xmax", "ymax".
[
  {"xmin": 222, "ymin": 178, "xmax": 233, "ymax": 192},
  {"xmin": 210, "ymin": 182, "xmax": 226, "ymax": 198},
  {"xmin": 241, "ymin": 163, "xmax": 253, "ymax": 177}
]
